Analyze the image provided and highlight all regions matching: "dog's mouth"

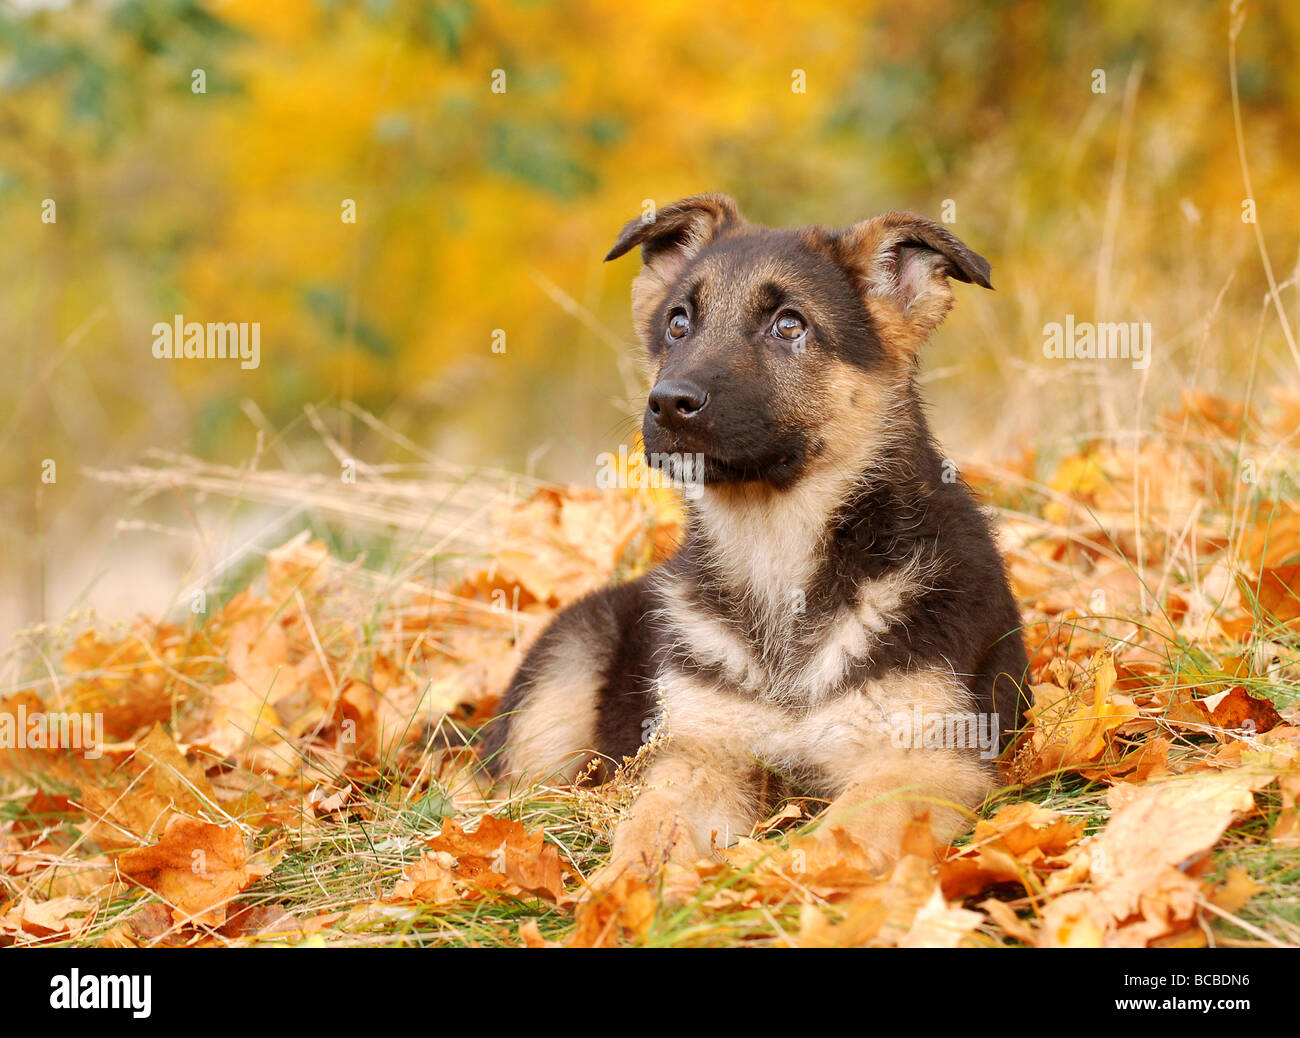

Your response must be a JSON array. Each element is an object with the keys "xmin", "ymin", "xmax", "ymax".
[
  {"xmin": 701, "ymin": 453, "xmax": 798, "ymax": 483},
  {"xmin": 641, "ymin": 402, "xmax": 810, "ymax": 490},
  {"xmin": 645, "ymin": 443, "xmax": 804, "ymax": 489}
]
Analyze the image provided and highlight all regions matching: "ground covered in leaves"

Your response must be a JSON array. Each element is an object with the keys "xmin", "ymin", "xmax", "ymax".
[{"xmin": 3, "ymin": 390, "xmax": 1300, "ymax": 947}]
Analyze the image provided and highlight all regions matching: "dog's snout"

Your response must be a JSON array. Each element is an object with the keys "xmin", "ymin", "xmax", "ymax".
[{"xmin": 648, "ymin": 379, "xmax": 709, "ymax": 428}]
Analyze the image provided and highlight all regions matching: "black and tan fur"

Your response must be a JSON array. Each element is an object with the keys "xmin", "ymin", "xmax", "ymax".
[{"xmin": 482, "ymin": 193, "xmax": 1029, "ymax": 877}]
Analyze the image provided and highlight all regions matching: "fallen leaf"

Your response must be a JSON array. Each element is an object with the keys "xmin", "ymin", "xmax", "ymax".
[
  {"xmin": 219, "ymin": 902, "xmax": 304, "ymax": 940},
  {"xmin": 1271, "ymin": 771, "xmax": 1300, "ymax": 846},
  {"xmin": 798, "ymin": 854, "xmax": 964, "ymax": 947},
  {"xmin": 568, "ymin": 870, "xmax": 656, "ymax": 948},
  {"xmin": 76, "ymin": 724, "xmax": 221, "ymax": 850},
  {"xmin": 1208, "ymin": 867, "xmax": 1261, "ymax": 914},
  {"xmin": 1082, "ymin": 735, "xmax": 1172, "ymax": 784},
  {"xmin": 117, "ymin": 815, "xmax": 271, "ymax": 927},
  {"xmin": 425, "ymin": 816, "xmax": 566, "ymax": 903},
  {"xmin": 1035, "ymin": 889, "xmax": 1108, "ymax": 948},
  {"xmin": 519, "ymin": 918, "xmax": 557, "ymax": 948},
  {"xmin": 1015, "ymin": 652, "xmax": 1138, "ymax": 782},
  {"xmin": 124, "ymin": 901, "xmax": 180, "ymax": 945},
  {"xmin": 938, "ymin": 802, "xmax": 1086, "ymax": 899},
  {"xmin": 0, "ymin": 896, "xmax": 97, "ymax": 940},
  {"xmin": 980, "ymin": 897, "xmax": 1038, "ymax": 944},
  {"xmin": 389, "ymin": 852, "xmax": 461, "ymax": 904},
  {"xmin": 1204, "ymin": 686, "xmax": 1284, "ymax": 738},
  {"xmin": 897, "ymin": 885, "xmax": 985, "ymax": 948},
  {"xmin": 1092, "ymin": 772, "xmax": 1272, "ymax": 923}
]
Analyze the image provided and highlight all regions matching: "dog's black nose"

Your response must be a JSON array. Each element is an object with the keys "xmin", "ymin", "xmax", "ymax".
[{"xmin": 648, "ymin": 379, "xmax": 708, "ymax": 428}]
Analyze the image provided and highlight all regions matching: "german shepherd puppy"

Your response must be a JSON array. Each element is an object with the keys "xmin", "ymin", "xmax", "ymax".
[{"xmin": 483, "ymin": 193, "xmax": 1028, "ymax": 877}]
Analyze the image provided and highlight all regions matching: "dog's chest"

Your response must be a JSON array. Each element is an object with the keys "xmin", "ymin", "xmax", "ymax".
[
  {"xmin": 654, "ymin": 665, "xmax": 968, "ymax": 786},
  {"xmin": 661, "ymin": 562, "xmax": 916, "ymax": 706},
  {"xmin": 666, "ymin": 482, "xmax": 933, "ymax": 704}
]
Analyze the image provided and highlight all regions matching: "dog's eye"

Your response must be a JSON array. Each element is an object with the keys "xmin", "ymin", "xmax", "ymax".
[
  {"xmin": 666, "ymin": 309, "xmax": 691, "ymax": 342},
  {"xmin": 772, "ymin": 312, "xmax": 807, "ymax": 342}
]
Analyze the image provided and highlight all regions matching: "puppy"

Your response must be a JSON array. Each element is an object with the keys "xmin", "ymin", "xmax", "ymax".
[{"xmin": 483, "ymin": 193, "xmax": 1028, "ymax": 876}]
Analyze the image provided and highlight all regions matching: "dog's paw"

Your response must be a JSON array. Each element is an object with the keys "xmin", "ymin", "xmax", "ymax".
[{"xmin": 806, "ymin": 823, "xmax": 897, "ymax": 878}]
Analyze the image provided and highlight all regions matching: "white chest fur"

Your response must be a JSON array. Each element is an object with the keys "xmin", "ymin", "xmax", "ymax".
[
  {"xmin": 661, "ymin": 555, "xmax": 925, "ymax": 707},
  {"xmin": 654, "ymin": 665, "xmax": 972, "ymax": 788}
]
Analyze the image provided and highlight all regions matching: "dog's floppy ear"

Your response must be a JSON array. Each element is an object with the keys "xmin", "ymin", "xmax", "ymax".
[
  {"xmin": 606, "ymin": 193, "xmax": 742, "ymax": 342},
  {"xmin": 605, "ymin": 192, "xmax": 741, "ymax": 266},
  {"xmin": 836, "ymin": 212, "xmax": 992, "ymax": 357}
]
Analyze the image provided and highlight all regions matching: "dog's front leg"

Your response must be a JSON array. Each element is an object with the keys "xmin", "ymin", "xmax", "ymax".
[
  {"xmin": 815, "ymin": 748, "xmax": 993, "ymax": 873},
  {"xmin": 605, "ymin": 740, "xmax": 759, "ymax": 878}
]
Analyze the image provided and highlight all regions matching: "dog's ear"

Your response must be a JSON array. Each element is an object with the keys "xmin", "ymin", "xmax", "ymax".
[
  {"xmin": 605, "ymin": 193, "xmax": 741, "ymax": 342},
  {"xmin": 605, "ymin": 193, "xmax": 741, "ymax": 267},
  {"xmin": 836, "ymin": 212, "xmax": 992, "ymax": 357}
]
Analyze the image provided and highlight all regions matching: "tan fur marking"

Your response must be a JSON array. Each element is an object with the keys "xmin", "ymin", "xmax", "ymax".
[
  {"xmin": 631, "ymin": 666, "xmax": 989, "ymax": 874},
  {"xmin": 625, "ymin": 196, "xmax": 745, "ymax": 343},
  {"xmin": 658, "ymin": 666, "xmax": 973, "ymax": 775},
  {"xmin": 662, "ymin": 560, "xmax": 924, "ymax": 707},
  {"xmin": 696, "ymin": 481, "xmax": 823, "ymax": 619},
  {"xmin": 670, "ymin": 364, "xmax": 930, "ymax": 707},
  {"xmin": 496, "ymin": 648, "xmax": 601, "ymax": 785},
  {"xmin": 660, "ymin": 581, "xmax": 764, "ymax": 688},
  {"xmin": 691, "ymin": 365, "xmax": 907, "ymax": 626},
  {"xmin": 629, "ymin": 264, "xmax": 673, "ymax": 344},
  {"xmin": 607, "ymin": 739, "xmax": 760, "ymax": 873},
  {"xmin": 816, "ymin": 750, "xmax": 993, "ymax": 872},
  {"xmin": 839, "ymin": 214, "xmax": 962, "ymax": 361}
]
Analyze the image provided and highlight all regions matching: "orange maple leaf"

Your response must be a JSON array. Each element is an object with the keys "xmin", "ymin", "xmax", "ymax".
[{"xmin": 117, "ymin": 815, "xmax": 270, "ymax": 928}]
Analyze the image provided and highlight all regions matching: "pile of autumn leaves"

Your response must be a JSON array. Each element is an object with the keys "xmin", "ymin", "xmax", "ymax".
[{"xmin": 2, "ymin": 390, "xmax": 1299, "ymax": 947}]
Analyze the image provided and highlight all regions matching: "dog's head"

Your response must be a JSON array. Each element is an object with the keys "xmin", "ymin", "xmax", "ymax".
[{"xmin": 605, "ymin": 193, "xmax": 992, "ymax": 490}]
